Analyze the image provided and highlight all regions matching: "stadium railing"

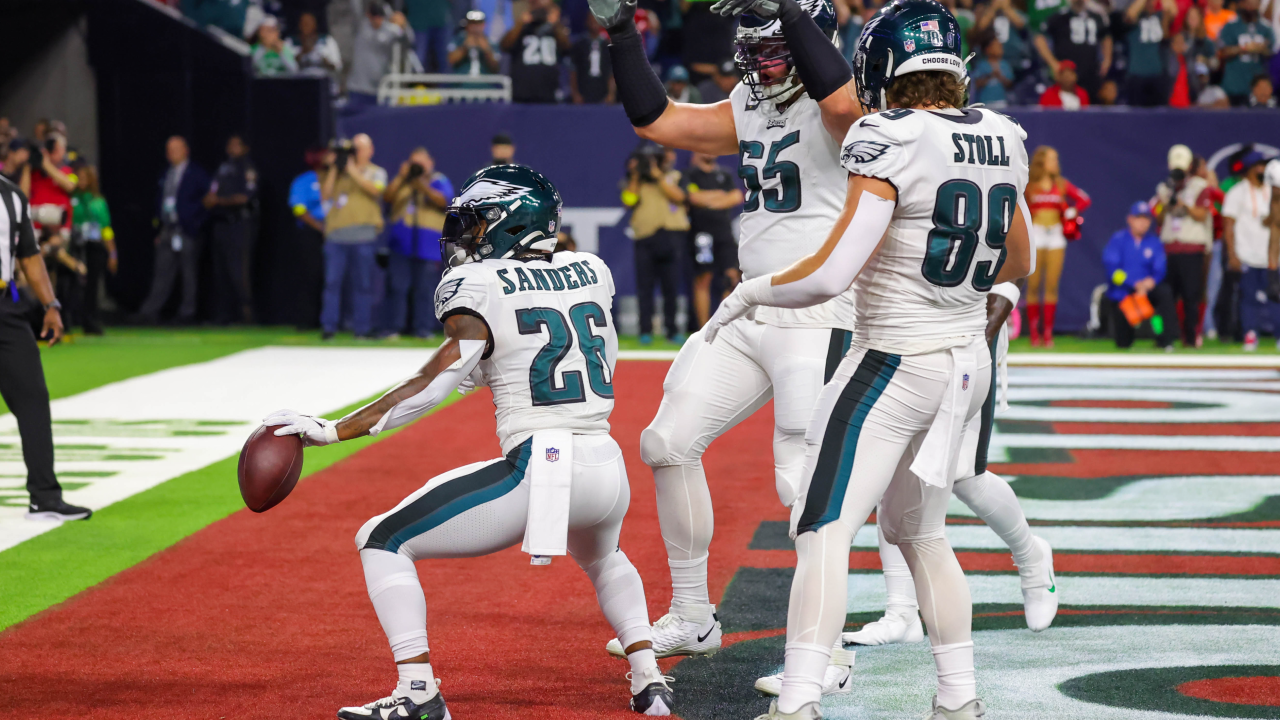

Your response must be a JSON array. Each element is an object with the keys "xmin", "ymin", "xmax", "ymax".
[{"xmin": 377, "ymin": 73, "xmax": 513, "ymax": 105}]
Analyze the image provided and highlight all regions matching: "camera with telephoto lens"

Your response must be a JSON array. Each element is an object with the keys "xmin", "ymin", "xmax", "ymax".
[
  {"xmin": 331, "ymin": 139, "xmax": 355, "ymax": 171},
  {"xmin": 629, "ymin": 145, "xmax": 663, "ymax": 183},
  {"xmin": 406, "ymin": 162, "xmax": 425, "ymax": 180}
]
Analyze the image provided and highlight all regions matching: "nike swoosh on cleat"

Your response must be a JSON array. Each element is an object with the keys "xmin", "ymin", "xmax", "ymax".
[
  {"xmin": 1049, "ymin": 584, "xmax": 1056, "ymax": 593},
  {"xmin": 697, "ymin": 628, "xmax": 714, "ymax": 643},
  {"xmin": 839, "ymin": 676, "xmax": 849, "ymax": 689}
]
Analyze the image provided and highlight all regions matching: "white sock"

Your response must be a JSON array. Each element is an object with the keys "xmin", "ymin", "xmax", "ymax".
[
  {"xmin": 361, "ymin": 549, "xmax": 430, "ymax": 662},
  {"xmin": 878, "ymin": 523, "xmax": 918, "ymax": 614},
  {"xmin": 953, "ymin": 471, "xmax": 1036, "ymax": 568},
  {"xmin": 627, "ymin": 649, "xmax": 659, "ymax": 693},
  {"xmin": 668, "ymin": 556, "xmax": 710, "ymax": 607},
  {"xmin": 932, "ymin": 641, "xmax": 976, "ymax": 709},
  {"xmin": 396, "ymin": 662, "xmax": 436, "ymax": 702},
  {"xmin": 778, "ymin": 641, "xmax": 830, "ymax": 714}
]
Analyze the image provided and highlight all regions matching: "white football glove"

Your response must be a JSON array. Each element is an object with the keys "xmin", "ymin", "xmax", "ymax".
[
  {"xmin": 263, "ymin": 409, "xmax": 339, "ymax": 446},
  {"xmin": 703, "ymin": 283, "xmax": 758, "ymax": 344}
]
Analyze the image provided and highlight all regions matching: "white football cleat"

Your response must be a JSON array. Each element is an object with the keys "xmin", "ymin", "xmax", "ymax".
[
  {"xmin": 753, "ymin": 647, "xmax": 855, "ymax": 697},
  {"xmin": 841, "ymin": 608, "xmax": 924, "ymax": 646},
  {"xmin": 753, "ymin": 699, "xmax": 823, "ymax": 720},
  {"xmin": 629, "ymin": 667, "xmax": 675, "ymax": 716},
  {"xmin": 1019, "ymin": 536, "xmax": 1058, "ymax": 632},
  {"xmin": 924, "ymin": 695, "xmax": 986, "ymax": 719},
  {"xmin": 606, "ymin": 604, "xmax": 722, "ymax": 658}
]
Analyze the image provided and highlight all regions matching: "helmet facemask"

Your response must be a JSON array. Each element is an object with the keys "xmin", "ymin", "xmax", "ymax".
[{"xmin": 735, "ymin": 27, "xmax": 804, "ymax": 105}]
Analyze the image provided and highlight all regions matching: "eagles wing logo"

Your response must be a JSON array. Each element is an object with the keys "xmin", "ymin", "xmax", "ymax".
[
  {"xmin": 434, "ymin": 277, "xmax": 466, "ymax": 314},
  {"xmin": 457, "ymin": 179, "xmax": 533, "ymax": 206},
  {"xmin": 841, "ymin": 140, "xmax": 891, "ymax": 165}
]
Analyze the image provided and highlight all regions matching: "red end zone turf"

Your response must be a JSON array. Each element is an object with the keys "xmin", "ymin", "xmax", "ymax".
[{"xmin": 0, "ymin": 361, "xmax": 787, "ymax": 719}]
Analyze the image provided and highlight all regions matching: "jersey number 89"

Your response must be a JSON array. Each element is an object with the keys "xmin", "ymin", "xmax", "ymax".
[
  {"xmin": 922, "ymin": 179, "xmax": 1017, "ymax": 292},
  {"xmin": 516, "ymin": 302, "xmax": 613, "ymax": 406}
]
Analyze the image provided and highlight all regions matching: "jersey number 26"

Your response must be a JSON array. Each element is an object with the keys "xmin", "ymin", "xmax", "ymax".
[{"xmin": 516, "ymin": 302, "xmax": 613, "ymax": 406}]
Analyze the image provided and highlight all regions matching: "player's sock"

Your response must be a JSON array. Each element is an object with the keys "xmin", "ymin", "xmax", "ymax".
[
  {"xmin": 627, "ymin": 649, "xmax": 660, "ymax": 693},
  {"xmin": 360, "ymin": 549, "xmax": 430, "ymax": 662},
  {"xmin": 878, "ymin": 523, "xmax": 919, "ymax": 613},
  {"xmin": 396, "ymin": 662, "xmax": 437, "ymax": 703},
  {"xmin": 779, "ymin": 642, "xmax": 830, "ymax": 713},
  {"xmin": 668, "ymin": 556, "xmax": 710, "ymax": 608},
  {"xmin": 953, "ymin": 471, "xmax": 1036, "ymax": 568},
  {"xmin": 652, "ymin": 463, "xmax": 714, "ymax": 605},
  {"xmin": 931, "ymin": 641, "xmax": 977, "ymax": 709},
  {"xmin": 781, "ymin": 524, "xmax": 853, "ymax": 713}
]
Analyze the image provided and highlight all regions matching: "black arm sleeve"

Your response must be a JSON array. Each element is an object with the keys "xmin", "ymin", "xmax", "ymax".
[
  {"xmin": 777, "ymin": 0, "xmax": 853, "ymax": 103},
  {"xmin": 607, "ymin": 21, "xmax": 671, "ymax": 127},
  {"xmin": 15, "ymin": 191, "xmax": 37, "ymax": 259}
]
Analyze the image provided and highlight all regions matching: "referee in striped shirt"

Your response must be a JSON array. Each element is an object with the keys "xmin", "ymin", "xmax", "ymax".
[{"xmin": 0, "ymin": 173, "xmax": 91, "ymax": 521}]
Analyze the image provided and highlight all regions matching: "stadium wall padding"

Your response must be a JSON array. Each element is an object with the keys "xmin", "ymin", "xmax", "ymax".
[{"xmin": 342, "ymin": 104, "xmax": 1280, "ymax": 332}]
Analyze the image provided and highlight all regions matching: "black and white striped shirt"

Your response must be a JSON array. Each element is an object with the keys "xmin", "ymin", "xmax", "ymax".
[{"xmin": 0, "ymin": 175, "xmax": 39, "ymax": 286}]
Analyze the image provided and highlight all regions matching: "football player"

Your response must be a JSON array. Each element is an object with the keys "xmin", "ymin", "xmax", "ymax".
[
  {"xmin": 265, "ymin": 165, "xmax": 674, "ymax": 719},
  {"xmin": 704, "ymin": 0, "xmax": 1034, "ymax": 717},
  {"xmin": 589, "ymin": 0, "xmax": 864, "ymax": 693}
]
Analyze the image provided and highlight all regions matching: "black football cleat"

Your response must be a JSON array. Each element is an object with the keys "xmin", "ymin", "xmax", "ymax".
[
  {"xmin": 336, "ymin": 689, "xmax": 450, "ymax": 720},
  {"xmin": 629, "ymin": 668, "xmax": 675, "ymax": 716},
  {"xmin": 25, "ymin": 499, "xmax": 92, "ymax": 521}
]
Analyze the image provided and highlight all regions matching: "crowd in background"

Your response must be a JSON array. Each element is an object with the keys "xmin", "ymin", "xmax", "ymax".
[{"xmin": 165, "ymin": 0, "xmax": 1280, "ymax": 108}]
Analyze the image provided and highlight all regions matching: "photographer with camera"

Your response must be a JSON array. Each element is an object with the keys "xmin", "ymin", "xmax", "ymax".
[
  {"xmin": 320, "ymin": 133, "xmax": 387, "ymax": 340},
  {"xmin": 1153, "ymin": 144, "xmax": 1215, "ymax": 347},
  {"xmin": 28, "ymin": 133, "xmax": 76, "ymax": 243},
  {"xmin": 622, "ymin": 144, "xmax": 688, "ymax": 343},
  {"xmin": 381, "ymin": 146, "xmax": 453, "ymax": 339}
]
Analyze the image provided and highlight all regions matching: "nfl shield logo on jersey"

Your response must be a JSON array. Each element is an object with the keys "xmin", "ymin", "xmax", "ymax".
[
  {"xmin": 962, "ymin": 374, "xmax": 970, "ymax": 390},
  {"xmin": 546, "ymin": 447, "xmax": 560, "ymax": 462}
]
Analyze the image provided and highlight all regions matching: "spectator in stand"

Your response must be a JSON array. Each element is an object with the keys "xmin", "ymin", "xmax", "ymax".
[
  {"xmin": 1025, "ymin": 145, "xmax": 1091, "ymax": 347},
  {"xmin": 501, "ymin": 0, "xmax": 571, "ymax": 103},
  {"xmin": 1180, "ymin": 6, "xmax": 1218, "ymax": 71},
  {"xmin": 381, "ymin": 147, "xmax": 453, "ymax": 339},
  {"xmin": 697, "ymin": 59, "xmax": 741, "ymax": 104},
  {"xmin": 623, "ymin": 145, "xmax": 688, "ymax": 343},
  {"xmin": 1248, "ymin": 74, "xmax": 1277, "ymax": 106},
  {"xmin": 1223, "ymin": 152, "xmax": 1280, "ymax": 351},
  {"xmin": 1196, "ymin": 66, "xmax": 1232, "ymax": 106},
  {"xmin": 1104, "ymin": 201, "xmax": 1177, "ymax": 349},
  {"xmin": 348, "ymin": 3, "xmax": 414, "ymax": 111},
  {"xmin": 28, "ymin": 133, "xmax": 75, "ymax": 245},
  {"xmin": 833, "ymin": 0, "xmax": 865, "ymax": 64},
  {"xmin": 450, "ymin": 11, "xmax": 501, "ymax": 78},
  {"xmin": 320, "ymin": 134, "xmax": 386, "ymax": 340},
  {"xmin": 570, "ymin": 14, "xmax": 616, "ymax": 103},
  {"xmin": 405, "ymin": 0, "xmax": 453, "ymax": 72},
  {"xmin": 1202, "ymin": 0, "xmax": 1237, "ymax": 40},
  {"xmin": 136, "ymin": 136, "xmax": 209, "ymax": 324},
  {"xmin": 971, "ymin": 33, "xmax": 1015, "ymax": 106},
  {"xmin": 252, "ymin": 16, "xmax": 299, "ymax": 75},
  {"xmin": 1219, "ymin": 0, "xmax": 1275, "ymax": 105},
  {"xmin": 491, "ymin": 132, "xmax": 516, "ymax": 165},
  {"xmin": 1039, "ymin": 59, "xmax": 1092, "ymax": 107},
  {"xmin": 975, "ymin": 0, "xmax": 1030, "ymax": 80},
  {"xmin": 289, "ymin": 146, "xmax": 330, "ymax": 328},
  {"xmin": 1153, "ymin": 143, "xmax": 1215, "ymax": 347},
  {"xmin": 683, "ymin": 0, "xmax": 737, "ymax": 79},
  {"xmin": 1035, "ymin": 0, "xmax": 1112, "ymax": 101},
  {"xmin": 204, "ymin": 135, "xmax": 257, "ymax": 324},
  {"xmin": 1097, "ymin": 78, "xmax": 1120, "ymax": 104},
  {"xmin": 1123, "ymin": 0, "xmax": 1176, "ymax": 106},
  {"xmin": 288, "ymin": 11, "xmax": 343, "ymax": 81},
  {"xmin": 70, "ymin": 165, "xmax": 115, "ymax": 335},
  {"xmin": 666, "ymin": 65, "xmax": 703, "ymax": 103},
  {"xmin": 940, "ymin": 0, "xmax": 976, "ymax": 64},
  {"xmin": 3, "ymin": 140, "xmax": 30, "ymax": 195},
  {"xmin": 475, "ymin": 0, "xmax": 516, "ymax": 45},
  {"xmin": 682, "ymin": 153, "xmax": 743, "ymax": 329}
]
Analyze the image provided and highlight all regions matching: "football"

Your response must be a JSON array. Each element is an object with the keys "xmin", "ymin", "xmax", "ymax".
[{"xmin": 237, "ymin": 425, "xmax": 305, "ymax": 513}]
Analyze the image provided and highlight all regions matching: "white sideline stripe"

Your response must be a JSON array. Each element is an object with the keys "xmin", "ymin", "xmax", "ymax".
[
  {"xmin": 618, "ymin": 351, "xmax": 1280, "ymax": 366},
  {"xmin": 0, "ymin": 346, "xmax": 430, "ymax": 553},
  {"xmin": 852, "ymin": 524, "xmax": 1280, "ymax": 554},
  {"xmin": 847, "ymin": 573, "xmax": 1280, "ymax": 613},
  {"xmin": 947, "ymin": 475, "xmax": 1280, "ymax": 522}
]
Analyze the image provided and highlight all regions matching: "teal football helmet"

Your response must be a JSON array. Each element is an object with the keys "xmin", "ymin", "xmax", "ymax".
[
  {"xmin": 441, "ymin": 164, "xmax": 563, "ymax": 266},
  {"xmin": 734, "ymin": 0, "xmax": 839, "ymax": 104},
  {"xmin": 852, "ymin": 0, "xmax": 968, "ymax": 113}
]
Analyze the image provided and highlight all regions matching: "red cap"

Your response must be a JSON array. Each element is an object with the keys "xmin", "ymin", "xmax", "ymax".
[{"xmin": 1058, "ymin": 60, "xmax": 1077, "ymax": 72}]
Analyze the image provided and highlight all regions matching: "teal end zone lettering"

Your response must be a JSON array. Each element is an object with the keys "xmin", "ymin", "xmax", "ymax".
[
  {"xmin": 496, "ymin": 269, "xmax": 517, "ymax": 295},
  {"xmin": 529, "ymin": 268, "xmax": 552, "ymax": 291},
  {"xmin": 570, "ymin": 262, "xmax": 592, "ymax": 287},
  {"xmin": 514, "ymin": 267, "xmax": 535, "ymax": 292},
  {"xmin": 560, "ymin": 266, "xmax": 580, "ymax": 289}
]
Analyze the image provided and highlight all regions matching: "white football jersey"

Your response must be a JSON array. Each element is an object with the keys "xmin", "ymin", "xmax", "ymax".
[
  {"xmin": 434, "ymin": 251, "xmax": 617, "ymax": 454},
  {"xmin": 839, "ymin": 107, "xmax": 1029, "ymax": 355},
  {"xmin": 730, "ymin": 83, "xmax": 856, "ymax": 330}
]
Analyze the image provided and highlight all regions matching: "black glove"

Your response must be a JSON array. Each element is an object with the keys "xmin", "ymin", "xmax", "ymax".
[
  {"xmin": 711, "ymin": 0, "xmax": 801, "ymax": 21},
  {"xmin": 589, "ymin": 0, "xmax": 637, "ymax": 33}
]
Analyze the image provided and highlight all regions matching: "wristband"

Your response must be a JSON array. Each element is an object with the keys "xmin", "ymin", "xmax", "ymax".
[
  {"xmin": 607, "ymin": 21, "xmax": 670, "ymax": 127},
  {"xmin": 323, "ymin": 422, "xmax": 340, "ymax": 445},
  {"xmin": 44, "ymin": 299, "xmax": 62, "ymax": 312}
]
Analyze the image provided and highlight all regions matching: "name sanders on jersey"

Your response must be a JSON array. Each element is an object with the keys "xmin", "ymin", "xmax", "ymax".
[{"xmin": 494, "ymin": 258, "xmax": 603, "ymax": 295}]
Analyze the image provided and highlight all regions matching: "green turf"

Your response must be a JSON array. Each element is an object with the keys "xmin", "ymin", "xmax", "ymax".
[
  {"xmin": 1008, "ymin": 334, "xmax": 1280, "ymax": 354},
  {"xmin": 0, "ymin": 390, "xmax": 463, "ymax": 632}
]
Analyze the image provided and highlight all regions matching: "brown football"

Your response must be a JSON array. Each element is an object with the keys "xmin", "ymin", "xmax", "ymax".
[{"xmin": 237, "ymin": 425, "xmax": 305, "ymax": 513}]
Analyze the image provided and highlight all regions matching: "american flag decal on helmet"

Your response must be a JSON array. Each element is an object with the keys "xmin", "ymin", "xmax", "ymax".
[
  {"xmin": 920, "ymin": 20, "xmax": 939, "ymax": 32},
  {"xmin": 546, "ymin": 447, "xmax": 560, "ymax": 462}
]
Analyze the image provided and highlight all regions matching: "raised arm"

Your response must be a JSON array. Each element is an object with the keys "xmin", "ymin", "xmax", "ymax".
[{"xmin": 269, "ymin": 313, "xmax": 490, "ymax": 444}]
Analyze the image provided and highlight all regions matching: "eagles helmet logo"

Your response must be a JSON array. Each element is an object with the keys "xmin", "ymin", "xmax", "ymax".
[
  {"xmin": 841, "ymin": 140, "xmax": 891, "ymax": 165},
  {"xmin": 456, "ymin": 178, "xmax": 533, "ymax": 207}
]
